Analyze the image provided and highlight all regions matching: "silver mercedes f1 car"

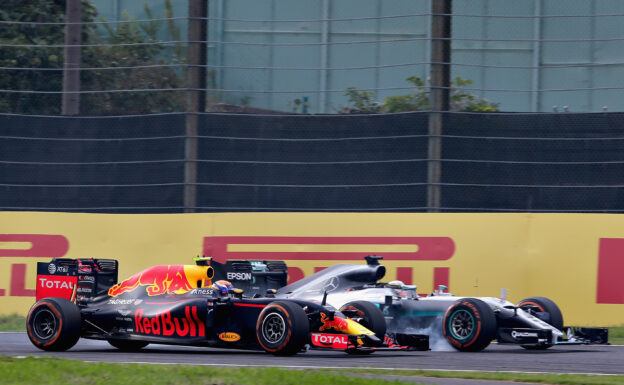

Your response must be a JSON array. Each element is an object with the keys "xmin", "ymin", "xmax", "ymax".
[{"xmin": 275, "ymin": 256, "xmax": 608, "ymax": 351}]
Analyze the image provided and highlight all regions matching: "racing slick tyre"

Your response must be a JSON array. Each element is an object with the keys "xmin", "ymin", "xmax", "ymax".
[
  {"xmin": 443, "ymin": 298, "xmax": 497, "ymax": 352},
  {"xmin": 108, "ymin": 339, "xmax": 149, "ymax": 351},
  {"xmin": 517, "ymin": 296, "xmax": 564, "ymax": 350},
  {"xmin": 339, "ymin": 301, "xmax": 386, "ymax": 355},
  {"xmin": 27, "ymin": 297, "xmax": 82, "ymax": 351},
  {"xmin": 256, "ymin": 301, "xmax": 309, "ymax": 356},
  {"xmin": 339, "ymin": 301, "xmax": 387, "ymax": 339}
]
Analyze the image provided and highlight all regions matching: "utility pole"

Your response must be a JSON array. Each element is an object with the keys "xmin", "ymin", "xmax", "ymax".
[
  {"xmin": 62, "ymin": 0, "xmax": 82, "ymax": 115},
  {"xmin": 184, "ymin": 0, "xmax": 208, "ymax": 212},
  {"xmin": 427, "ymin": 0, "xmax": 452, "ymax": 212}
]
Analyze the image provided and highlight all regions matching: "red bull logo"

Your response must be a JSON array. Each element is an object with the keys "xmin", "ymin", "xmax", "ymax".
[
  {"xmin": 134, "ymin": 306, "xmax": 204, "ymax": 337},
  {"xmin": 109, "ymin": 265, "xmax": 197, "ymax": 297},
  {"xmin": 319, "ymin": 312, "xmax": 350, "ymax": 333}
]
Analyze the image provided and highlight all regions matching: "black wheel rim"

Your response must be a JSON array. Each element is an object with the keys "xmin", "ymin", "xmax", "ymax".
[
  {"xmin": 32, "ymin": 308, "xmax": 57, "ymax": 340},
  {"xmin": 261, "ymin": 312, "xmax": 286, "ymax": 343},
  {"xmin": 449, "ymin": 309, "xmax": 474, "ymax": 340}
]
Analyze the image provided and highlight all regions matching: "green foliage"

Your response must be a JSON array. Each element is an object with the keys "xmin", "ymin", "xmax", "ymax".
[
  {"xmin": 342, "ymin": 76, "xmax": 499, "ymax": 113},
  {"xmin": 289, "ymin": 96, "xmax": 310, "ymax": 113},
  {"xmin": 0, "ymin": 314, "xmax": 25, "ymax": 332},
  {"xmin": 0, "ymin": 0, "xmax": 186, "ymax": 115},
  {"xmin": 0, "ymin": 0, "xmax": 89, "ymax": 114},
  {"xmin": 609, "ymin": 324, "xmax": 624, "ymax": 345},
  {"xmin": 342, "ymin": 87, "xmax": 381, "ymax": 113}
]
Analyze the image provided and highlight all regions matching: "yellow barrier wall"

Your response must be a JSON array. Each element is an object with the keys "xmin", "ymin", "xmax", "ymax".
[{"xmin": 1, "ymin": 212, "xmax": 623, "ymax": 326}]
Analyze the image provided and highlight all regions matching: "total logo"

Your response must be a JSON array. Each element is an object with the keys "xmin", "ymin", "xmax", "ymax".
[
  {"xmin": 38, "ymin": 277, "xmax": 74, "ymax": 290},
  {"xmin": 311, "ymin": 333, "xmax": 348, "ymax": 349},
  {"xmin": 226, "ymin": 272, "xmax": 252, "ymax": 281},
  {"xmin": 134, "ymin": 306, "xmax": 205, "ymax": 338}
]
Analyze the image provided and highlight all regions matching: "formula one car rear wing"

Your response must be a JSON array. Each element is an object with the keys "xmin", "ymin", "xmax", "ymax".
[{"xmin": 36, "ymin": 258, "xmax": 118, "ymax": 302}]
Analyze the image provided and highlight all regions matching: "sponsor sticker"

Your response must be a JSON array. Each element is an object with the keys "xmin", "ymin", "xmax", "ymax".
[
  {"xmin": 189, "ymin": 288, "xmax": 214, "ymax": 296},
  {"xmin": 319, "ymin": 312, "xmax": 349, "ymax": 333},
  {"xmin": 310, "ymin": 333, "xmax": 349, "ymax": 349},
  {"xmin": 36, "ymin": 275, "xmax": 78, "ymax": 301},
  {"xmin": 109, "ymin": 265, "xmax": 213, "ymax": 297},
  {"xmin": 218, "ymin": 332, "xmax": 241, "ymax": 342},
  {"xmin": 511, "ymin": 331, "xmax": 539, "ymax": 339},
  {"xmin": 134, "ymin": 306, "xmax": 204, "ymax": 338},
  {"xmin": 226, "ymin": 272, "xmax": 252, "ymax": 281},
  {"xmin": 108, "ymin": 299, "xmax": 135, "ymax": 305}
]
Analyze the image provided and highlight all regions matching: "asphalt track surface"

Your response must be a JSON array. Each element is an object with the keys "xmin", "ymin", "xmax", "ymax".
[{"xmin": 2, "ymin": 332, "xmax": 623, "ymax": 377}]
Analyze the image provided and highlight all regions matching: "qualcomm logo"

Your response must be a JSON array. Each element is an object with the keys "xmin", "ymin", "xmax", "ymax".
[{"xmin": 511, "ymin": 331, "xmax": 538, "ymax": 339}]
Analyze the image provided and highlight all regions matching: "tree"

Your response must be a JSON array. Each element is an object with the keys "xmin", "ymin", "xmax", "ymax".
[
  {"xmin": 0, "ymin": 0, "xmax": 185, "ymax": 115},
  {"xmin": 342, "ymin": 76, "xmax": 500, "ymax": 113}
]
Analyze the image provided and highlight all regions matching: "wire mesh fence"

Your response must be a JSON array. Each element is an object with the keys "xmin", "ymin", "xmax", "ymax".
[
  {"xmin": 2, "ymin": 111, "xmax": 624, "ymax": 213},
  {"xmin": 3, "ymin": 0, "xmax": 624, "ymax": 114},
  {"xmin": 2, "ymin": 1, "xmax": 624, "ymax": 213}
]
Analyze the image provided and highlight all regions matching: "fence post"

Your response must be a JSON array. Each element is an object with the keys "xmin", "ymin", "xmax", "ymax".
[
  {"xmin": 428, "ymin": 0, "xmax": 452, "ymax": 212},
  {"xmin": 185, "ymin": 0, "xmax": 208, "ymax": 212},
  {"xmin": 62, "ymin": 0, "xmax": 82, "ymax": 115}
]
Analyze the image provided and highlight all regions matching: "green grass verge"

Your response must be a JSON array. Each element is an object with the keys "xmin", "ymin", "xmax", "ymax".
[
  {"xmin": 331, "ymin": 368, "xmax": 624, "ymax": 385},
  {"xmin": 609, "ymin": 325, "xmax": 624, "ymax": 345},
  {"xmin": 0, "ymin": 356, "xmax": 416, "ymax": 385},
  {"xmin": 1, "ymin": 357, "xmax": 623, "ymax": 385},
  {"xmin": 0, "ymin": 314, "xmax": 25, "ymax": 332}
]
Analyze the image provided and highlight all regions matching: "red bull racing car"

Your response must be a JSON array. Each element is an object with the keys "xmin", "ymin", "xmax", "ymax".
[{"xmin": 27, "ymin": 257, "xmax": 428, "ymax": 355}]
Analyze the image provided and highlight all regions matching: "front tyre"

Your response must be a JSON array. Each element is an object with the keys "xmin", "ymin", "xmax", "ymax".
[
  {"xmin": 443, "ymin": 298, "xmax": 497, "ymax": 352},
  {"xmin": 27, "ymin": 298, "xmax": 82, "ymax": 351},
  {"xmin": 256, "ymin": 301, "xmax": 309, "ymax": 356},
  {"xmin": 339, "ymin": 300, "xmax": 386, "ymax": 339},
  {"xmin": 517, "ymin": 296, "xmax": 563, "ymax": 330},
  {"xmin": 517, "ymin": 296, "xmax": 563, "ymax": 350}
]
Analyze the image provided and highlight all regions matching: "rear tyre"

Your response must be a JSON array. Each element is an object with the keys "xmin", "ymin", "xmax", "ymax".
[
  {"xmin": 27, "ymin": 298, "xmax": 82, "ymax": 351},
  {"xmin": 443, "ymin": 298, "xmax": 497, "ymax": 352},
  {"xmin": 256, "ymin": 301, "xmax": 309, "ymax": 356},
  {"xmin": 339, "ymin": 300, "xmax": 386, "ymax": 339},
  {"xmin": 518, "ymin": 296, "xmax": 563, "ymax": 350},
  {"xmin": 108, "ymin": 339, "xmax": 149, "ymax": 351}
]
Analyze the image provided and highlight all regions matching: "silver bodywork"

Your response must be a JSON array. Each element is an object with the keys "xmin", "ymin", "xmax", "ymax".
[{"xmin": 276, "ymin": 263, "xmax": 566, "ymax": 347}]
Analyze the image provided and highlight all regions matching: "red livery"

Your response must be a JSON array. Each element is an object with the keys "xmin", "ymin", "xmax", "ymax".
[{"xmin": 27, "ymin": 257, "xmax": 429, "ymax": 355}]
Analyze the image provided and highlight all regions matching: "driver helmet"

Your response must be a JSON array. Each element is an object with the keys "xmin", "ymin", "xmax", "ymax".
[
  {"xmin": 387, "ymin": 280, "xmax": 405, "ymax": 289},
  {"xmin": 211, "ymin": 280, "xmax": 234, "ymax": 295}
]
